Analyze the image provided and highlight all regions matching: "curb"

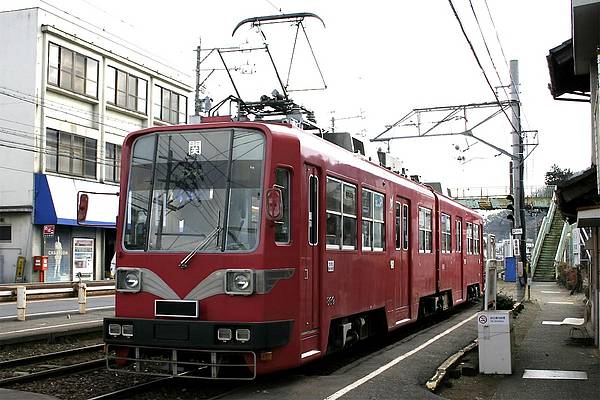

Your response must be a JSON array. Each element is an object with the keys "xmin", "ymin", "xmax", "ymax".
[
  {"xmin": 426, "ymin": 300, "xmax": 525, "ymax": 392},
  {"xmin": 425, "ymin": 339, "xmax": 478, "ymax": 391}
]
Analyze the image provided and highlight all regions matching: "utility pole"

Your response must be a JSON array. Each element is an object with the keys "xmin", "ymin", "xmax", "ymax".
[
  {"xmin": 194, "ymin": 37, "xmax": 202, "ymax": 116},
  {"xmin": 510, "ymin": 59, "xmax": 527, "ymax": 300}
]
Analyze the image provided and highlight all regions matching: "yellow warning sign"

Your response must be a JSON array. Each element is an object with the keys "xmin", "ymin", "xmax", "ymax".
[{"xmin": 15, "ymin": 256, "xmax": 25, "ymax": 282}]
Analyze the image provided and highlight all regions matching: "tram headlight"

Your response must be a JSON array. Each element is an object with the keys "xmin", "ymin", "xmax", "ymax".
[
  {"xmin": 116, "ymin": 268, "xmax": 142, "ymax": 293},
  {"xmin": 225, "ymin": 269, "xmax": 253, "ymax": 295}
]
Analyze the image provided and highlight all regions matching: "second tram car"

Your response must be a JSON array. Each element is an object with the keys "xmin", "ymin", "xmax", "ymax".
[{"xmin": 102, "ymin": 117, "xmax": 483, "ymax": 379}]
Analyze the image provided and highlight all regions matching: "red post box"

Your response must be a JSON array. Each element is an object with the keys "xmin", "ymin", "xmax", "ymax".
[{"xmin": 33, "ymin": 256, "xmax": 48, "ymax": 282}]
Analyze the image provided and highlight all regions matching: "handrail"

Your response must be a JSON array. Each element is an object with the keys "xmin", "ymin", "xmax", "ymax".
[
  {"xmin": 531, "ymin": 188, "xmax": 558, "ymax": 278},
  {"xmin": 553, "ymin": 221, "xmax": 571, "ymax": 279},
  {"xmin": 0, "ymin": 283, "xmax": 114, "ymax": 298}
]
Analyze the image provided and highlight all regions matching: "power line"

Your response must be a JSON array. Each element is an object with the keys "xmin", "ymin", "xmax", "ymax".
[
  {"xmin": 0, "ymin": 85, "xmax": 149, "ymax": 132},
  {"xmin": 263, "ymin": 0, "xmax": 283, "ymax": 14},
  {"xmin": 0, "ymin": 133, "xmax": 122, "ymax": 169},
  {"xmin": 483, "ymin": 0, "xmax": 512, "ymax": 93},
  {"xmin": 446, "ymin": 0, "xmax": 519, "ymax": 135},
  {"xmin": 38, "ymin": 0, "xmax": 191, "ymax": 79},
  {"xmin": 467, "ymin": 0, "xmax": 510, "ymax": 103},
  {"xmin": 0, "ymin": 87, "xmax": 130, "ymax": 133}
]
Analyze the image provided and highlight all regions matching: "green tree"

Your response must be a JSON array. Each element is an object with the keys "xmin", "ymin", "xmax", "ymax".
[{"xmin": 544, "ymin": 164, "xmax": 573, "ymax": 186}]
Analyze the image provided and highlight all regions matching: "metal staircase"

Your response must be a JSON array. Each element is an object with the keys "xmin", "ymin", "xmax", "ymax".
[{"xmin": 531, "ymin": 192, "xmax": 568, "ymax": 282}]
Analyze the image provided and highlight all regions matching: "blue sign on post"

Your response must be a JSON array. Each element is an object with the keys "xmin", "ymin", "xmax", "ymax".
[{"xmin": 504, "ymin": 256, "xmax": 517, "ymax": 282}]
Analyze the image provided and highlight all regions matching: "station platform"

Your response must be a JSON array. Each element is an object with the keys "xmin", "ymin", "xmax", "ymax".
[{"xmin": 0, "ymin": 296, "xmax": 113, "ymax": 345}]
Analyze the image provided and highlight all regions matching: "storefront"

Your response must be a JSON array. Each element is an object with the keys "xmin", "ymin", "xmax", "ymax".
[{"xmin": 34, "ymin": 174, "xmax": 118, "ymax": 282}]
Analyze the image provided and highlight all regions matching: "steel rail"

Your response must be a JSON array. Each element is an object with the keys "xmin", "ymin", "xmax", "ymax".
[
  {"xmin": 0, "ymin": 358, "xmax": 105, "ymax": 385},
  {"xmin": 86, "ymin": 377, "xmax": 173, "ymax": 400},
  {"xmin": 0, "ymin": 344, "xmax": 104, "ymax": 369},
  {"xmin": 87, "ymin": 373, "xmax": 247, "ymax": 400}
]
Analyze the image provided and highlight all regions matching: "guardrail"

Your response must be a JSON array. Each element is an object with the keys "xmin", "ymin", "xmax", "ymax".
[
  {"xmin": 0, "ymin": 281, "xmax": 114, "ymax": 301},
  {"xmin": 530, "ymin": 190, "xmax": 558, "ymax": 278},
  {"xmin": 553, "ymin": 222, "xmax": 571, "ymax": 279}
]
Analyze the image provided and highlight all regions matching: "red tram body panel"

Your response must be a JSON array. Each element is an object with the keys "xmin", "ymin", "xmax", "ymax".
[{"xmin": 104, "ymin": 120, "xmax": 483, "ymax": 378}]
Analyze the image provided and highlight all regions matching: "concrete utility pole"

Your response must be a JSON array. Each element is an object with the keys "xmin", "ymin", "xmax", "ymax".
[
  {"xmin": 510, "ymin": 60, "xmax": 527, "ymax": 300},
  {"xmin": 194, "ymin": 37, "xmax": 202, "ymax": 116}
]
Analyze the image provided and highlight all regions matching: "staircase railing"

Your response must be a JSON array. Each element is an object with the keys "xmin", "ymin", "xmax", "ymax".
[
  {"xmin": 531, "ymin": 187, "xmax": 558, "ymax": 278},
  {"xmin": 553, "ymin": 221, "xmax": 571, "ymax": 279}
]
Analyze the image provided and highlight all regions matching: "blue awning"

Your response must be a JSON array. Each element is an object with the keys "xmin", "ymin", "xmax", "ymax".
[{"xmin": 34, "ymin": 173, "xmax": 119, "ymax": 227}]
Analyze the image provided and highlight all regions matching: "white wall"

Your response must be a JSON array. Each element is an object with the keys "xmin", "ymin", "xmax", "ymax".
[{"xmin": 0, "ymin": 9, "xmax": 38, "ymax": 207}]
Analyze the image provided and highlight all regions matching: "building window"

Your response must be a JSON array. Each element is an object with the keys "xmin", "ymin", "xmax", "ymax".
[
  {"xmin": 106, "ymin": 66, "xmax": 147, "ymax": 114},
  {"xmin": 362, "ymin": 189, "xmax": 384, "ymax": 251},
  {"xmin": 326, "ymin": 177, "xmax": 357, "ymax": 250},
  {"xmin": 456, "ymin": 219, "xmax": 462, "ymax": 252},
  {"xmin": 105, "ymin": 143, "xmax": 121, "ymax": 182},
  {"xmin": 46, "ymin": 128, "xmax": 97, "ymax": 178},
  {"xmin": 441, "ymin": 213, "xmax": 451, "ymax": 253},
  {"xmin": 0, "ymin": 225, "xmax": 11, "ymax": 242},
  {"xmin": 274, "ymin": 168, "xmax": 290, "ymax": 244},
  {"xmin": 466, "ymin": 222, "xmax": 474, "ymax": 255},
  {"xmin": 48, "ymin": 43, "xmax": 98, "ymax": 98},
  {"xmin": 418, "ymin": 206, "xmax": 432, "ymax": 253},
  {"xmin": 473, "ymin": 224, "xmax": 480, "ymax": 255},
  {"xmin": 154, "ymin": 86, "xmax": 187, "ymax": 124}
]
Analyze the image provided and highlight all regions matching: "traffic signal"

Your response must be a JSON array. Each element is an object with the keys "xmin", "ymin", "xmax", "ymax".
[{"xmin": 506, "ymin": 194, "xmax": 514, "ymax": 222}]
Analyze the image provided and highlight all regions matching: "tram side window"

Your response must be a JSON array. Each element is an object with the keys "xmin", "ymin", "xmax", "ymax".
[
  {"xmin": 326, "ymin": 177, "xmax": 356, "ymax": 250},
  {"xmin": 362, "ymin": 189, "xmax": 385, "ymax": 251},
  {"xmin": 418, "ymin": 207, "xmax": 432, "ymax": 253},
  {"xmin": 395, "ymin": 202, "xmax": 409, "ymax": 250},
  {"xmin": 466, "ymin": 222, "xmax": 473, "ymax": 254},
  {"xmin": 456, "ymin": 219, "xmax": 462, "ymax": 252},
  {"xmin": 473, "ymin": 224, "xmax": 480, "ymax": 255},
  {"xmin": 441, "ymin": 213, "xmax": 451, "ymax": 253},
  {"xmin": 395, "ymin": 203, "xmax": 401, "ymax": 250},
  {"xmin": 275, "ymin": 168, "xmax": 290, "ymax": 244},
  {"xmin": 402, "ymin": 204, "xmax": 409, "ymax": 250},
  {"xmin": 309, "ymin": 175, "xmax": 318, "ymax": 245}
]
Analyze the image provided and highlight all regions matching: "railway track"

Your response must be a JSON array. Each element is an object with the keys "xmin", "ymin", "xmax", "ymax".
[{"xmin": 0, "ymin": 344, "xmax": 105, "ymax": 385}]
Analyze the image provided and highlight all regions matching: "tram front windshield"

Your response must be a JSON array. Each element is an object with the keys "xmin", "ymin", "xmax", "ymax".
[{"xmin": 123, "ymin": 128, "xmax": 265, "ymax": 252}]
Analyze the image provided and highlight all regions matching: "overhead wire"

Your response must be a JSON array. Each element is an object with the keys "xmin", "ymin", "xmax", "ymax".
[
  {"xmin": 447, "ymin": 0, "xmax": 519, "ymax": 135},
  {"xmin": 0, "ymin": 131, "xmax": 122, "ymax": 170},
  {"xmin": 482, "ymin": 0, "xmax": 532, "ymax": 131},
  {"xmin": 482, "ymin": 0, "xmax": 537, "ymax": 181},
  {"xmin": 38, "ymin": 0, "xmax": 191, "ymax": 79},
  {"xmin": 1, "ymin": 87, "xmax": 135, "ymax": 133},
  {"xmin": 467, "ymin": 0, "xmax": 511, "ymax": 103}
]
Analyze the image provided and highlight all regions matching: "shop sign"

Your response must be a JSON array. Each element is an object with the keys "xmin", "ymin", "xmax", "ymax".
[
  {"xmin": 43, "ymin": 225, "xmax": 55, "ymax": 237},
  {"xmin": 72, "ymin": 237, "xmax": 94, "ymax": 281}
]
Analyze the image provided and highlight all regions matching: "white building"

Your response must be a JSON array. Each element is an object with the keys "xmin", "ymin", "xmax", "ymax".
[{"xmin": 0, "ymin": 7, "xmax": 192, "ymax": 283}]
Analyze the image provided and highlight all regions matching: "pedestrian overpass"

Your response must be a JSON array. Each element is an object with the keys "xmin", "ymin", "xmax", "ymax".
[{"xmin": 449, "ymin": 186, "xmax": 554, "ymax": 210}]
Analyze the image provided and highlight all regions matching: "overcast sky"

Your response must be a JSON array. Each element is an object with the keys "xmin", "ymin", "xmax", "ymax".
[{"xmin": 1, "ymin": 0, "xmax": 590, "ymax": 193}]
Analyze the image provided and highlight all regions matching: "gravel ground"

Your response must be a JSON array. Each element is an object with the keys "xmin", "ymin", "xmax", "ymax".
[
  {"xmin": 7, "ymin": 369, "xmax": 156, "ymax": 400},
  {"xmin": 0, "ymin": 333, "xmax": 103, "ymax": 362}
]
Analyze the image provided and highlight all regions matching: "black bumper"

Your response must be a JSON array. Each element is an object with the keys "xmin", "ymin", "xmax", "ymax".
[{"xmin": 103, "ymin": 317, "xmax": 293, "ymax": 351}]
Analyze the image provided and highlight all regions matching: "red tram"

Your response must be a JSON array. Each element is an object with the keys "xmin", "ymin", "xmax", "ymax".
[{"xmin": 103, "ymin": 117, "xmax": 483, "ymax": 379}]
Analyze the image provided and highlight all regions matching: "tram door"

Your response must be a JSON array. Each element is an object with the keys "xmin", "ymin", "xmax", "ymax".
[
  {"xmin": 456, "ymin": 217, "xmax": 464, "ymax": 301},
  {"xmin": 301, "ymin": 164, "xmax": 320, "ymax": 333},
  {"xmin": 394, "ymin": 198, "xmax": 411, "ymax": 321}
]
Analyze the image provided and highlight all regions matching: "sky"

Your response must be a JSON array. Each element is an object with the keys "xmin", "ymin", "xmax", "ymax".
[{"xmin": 1, "ymin": 0, "xmax": 591, "ymax": 194}]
